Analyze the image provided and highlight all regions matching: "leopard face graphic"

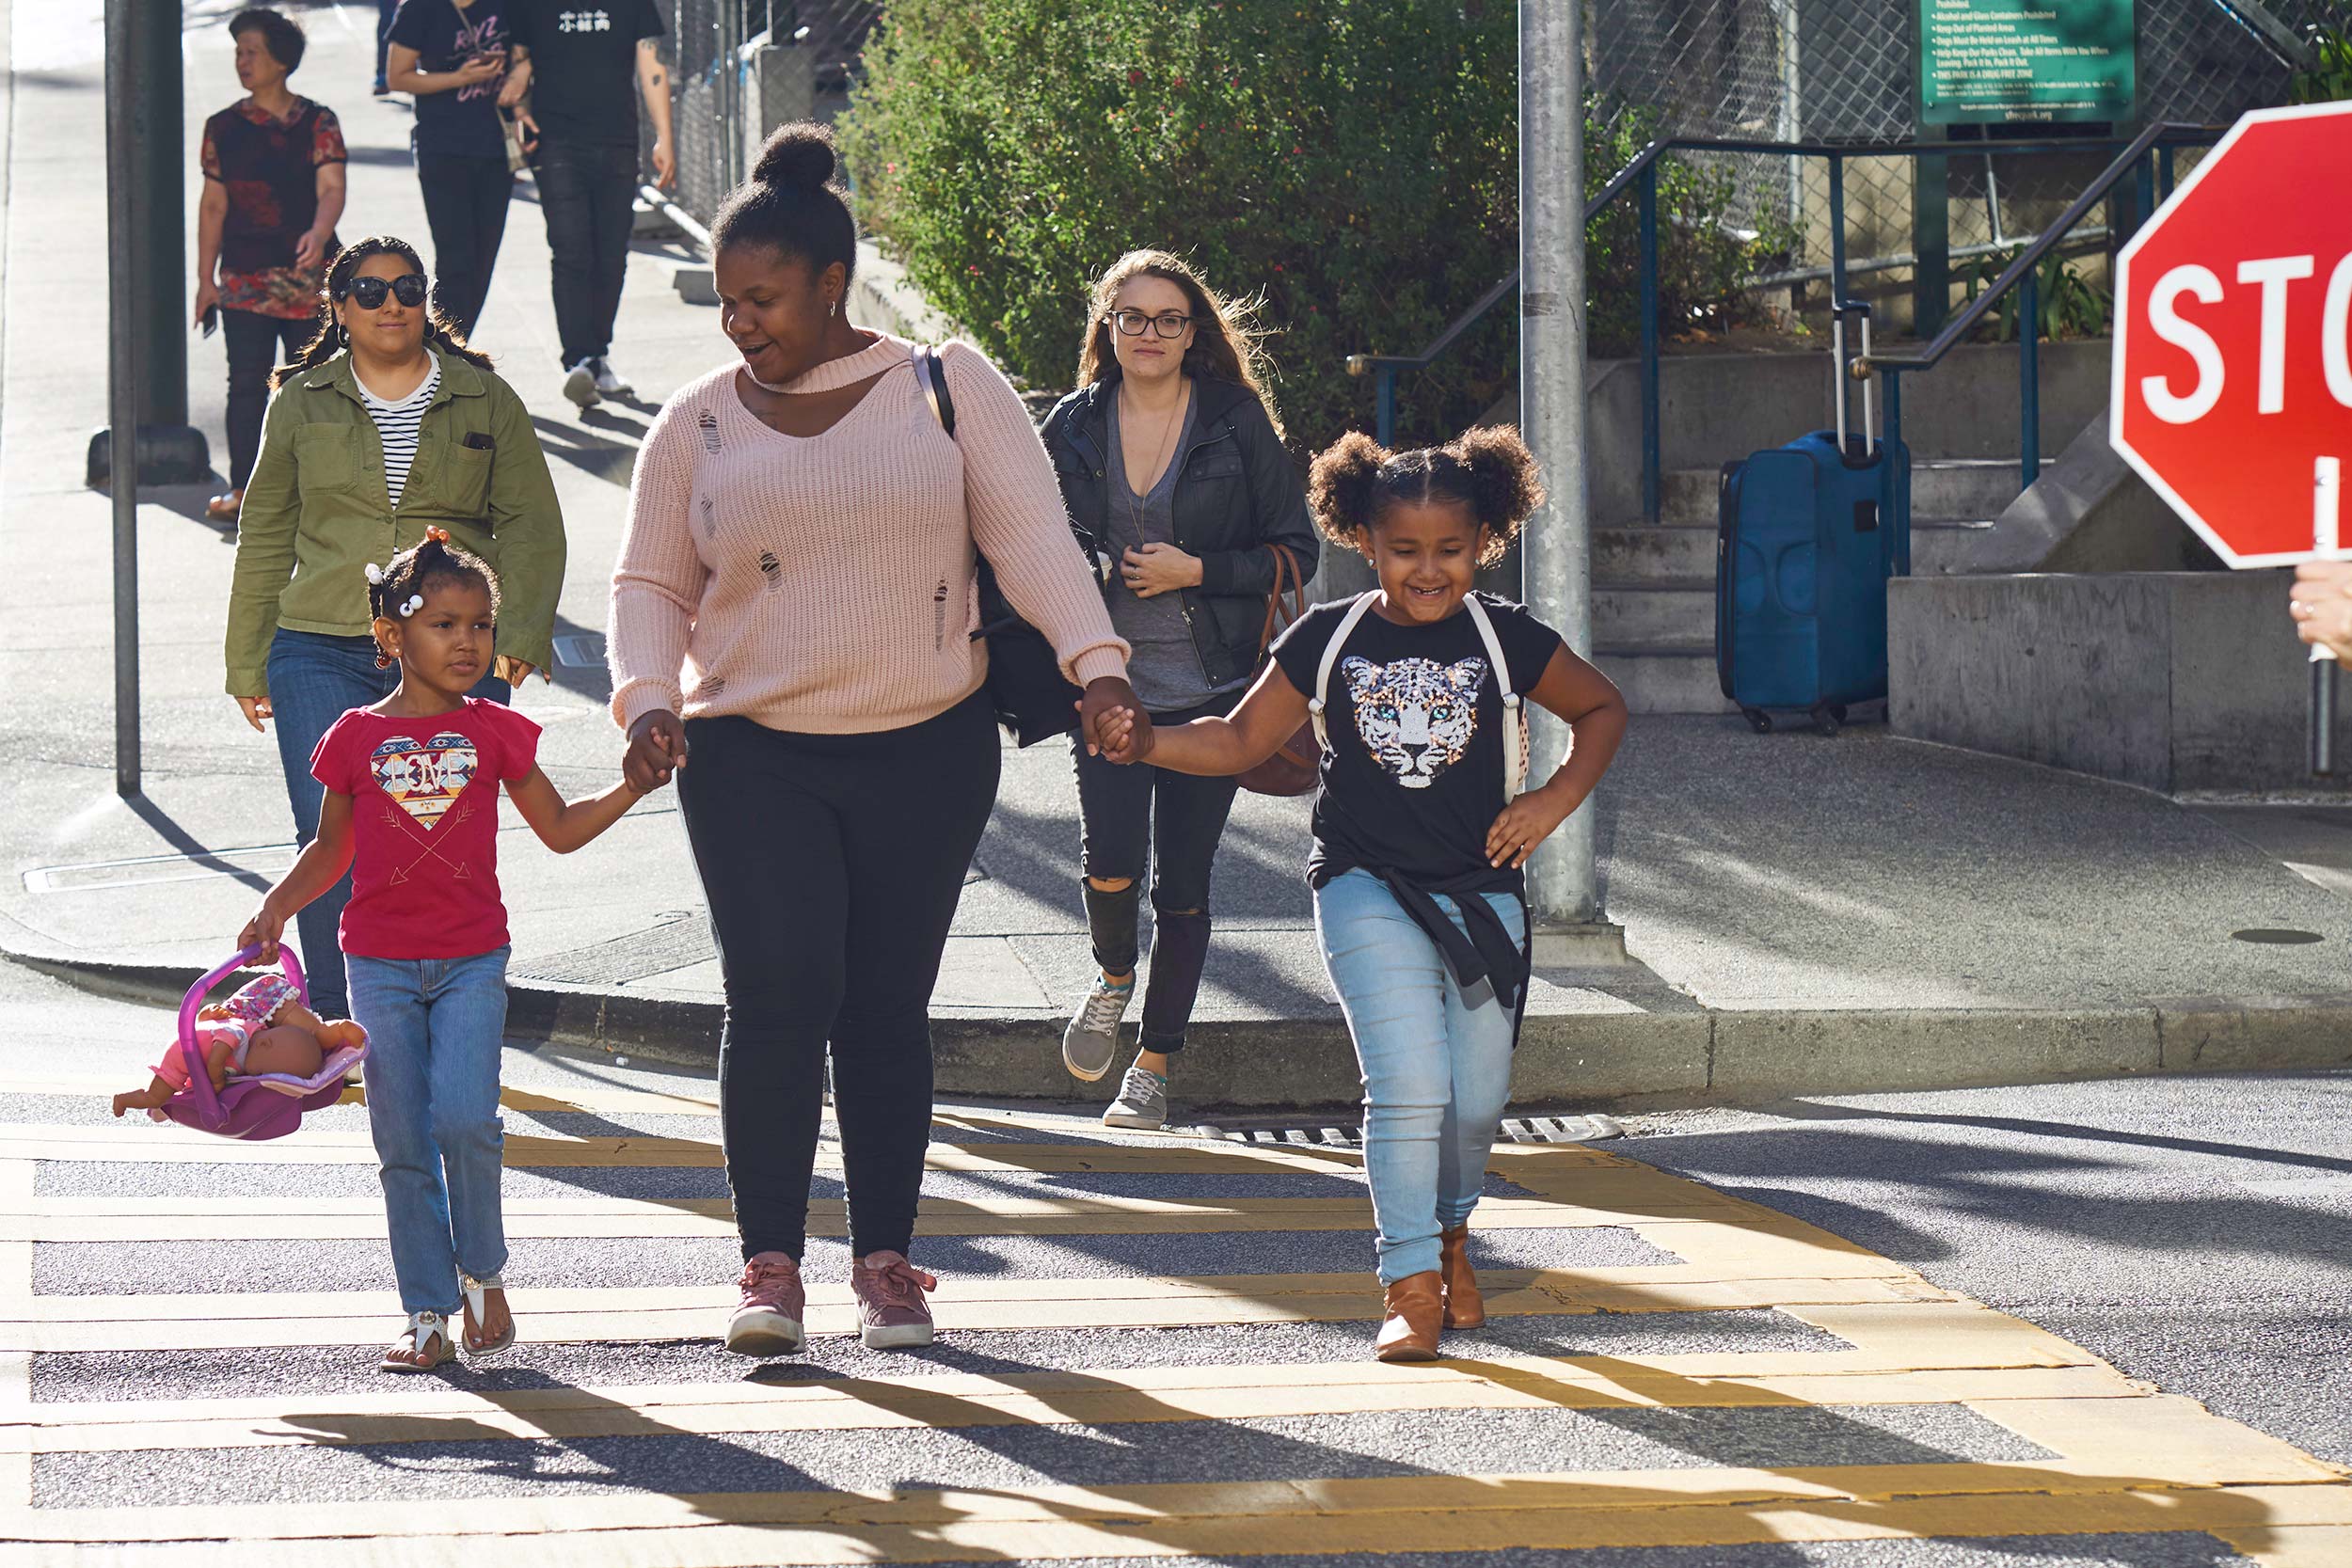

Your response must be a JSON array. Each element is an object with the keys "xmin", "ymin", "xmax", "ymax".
[{"xmin": 1342, "ymin": 655, "xmax": 1486, "ymax": 789}]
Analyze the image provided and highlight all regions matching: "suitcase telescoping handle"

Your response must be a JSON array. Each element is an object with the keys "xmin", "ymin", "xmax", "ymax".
[{"xmin": 1831, "ymin": 301, "xmax": 1876, "ymax": 460}]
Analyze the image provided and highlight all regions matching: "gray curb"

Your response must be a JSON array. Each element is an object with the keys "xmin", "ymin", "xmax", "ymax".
[{"xmin": 12, "ymin": 939, "xmax": 2351, "ymax": 1113}]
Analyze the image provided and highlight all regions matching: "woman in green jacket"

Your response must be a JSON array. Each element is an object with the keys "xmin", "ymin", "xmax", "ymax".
[{"xmin": 226, "ymin": 234, "xmax": 565, "ymax": 1020}]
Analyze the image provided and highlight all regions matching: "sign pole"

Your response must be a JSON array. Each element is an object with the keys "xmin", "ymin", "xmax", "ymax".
[{"xmin": 104, "ymin": 0, "xmax": 141, "ymax": 800}]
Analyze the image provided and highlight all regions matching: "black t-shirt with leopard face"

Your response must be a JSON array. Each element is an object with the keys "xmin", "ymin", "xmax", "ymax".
[{"xmin": 1270, "ymin": 593, "xmax": 1565, "ymax": 885}]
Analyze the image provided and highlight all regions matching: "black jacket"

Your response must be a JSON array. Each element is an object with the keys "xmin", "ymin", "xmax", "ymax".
[{"xmin": 1040, "ymin": 374, "xmax": 1319, "ymax": 691}]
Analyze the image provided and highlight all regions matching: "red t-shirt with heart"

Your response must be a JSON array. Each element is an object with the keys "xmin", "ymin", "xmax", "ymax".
[{"xmin": 310, "ymin": 697, "xmax": 542, "ymax": 959}]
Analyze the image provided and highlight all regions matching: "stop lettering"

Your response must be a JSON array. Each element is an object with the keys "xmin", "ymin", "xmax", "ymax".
[{"xmin": 2111, "ymin": 102, "xmax": 2352, "ymax": 567}]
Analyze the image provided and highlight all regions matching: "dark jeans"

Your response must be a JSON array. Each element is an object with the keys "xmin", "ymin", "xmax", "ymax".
[
  {"xmin": 534, "ymin": 139, "xmax": 638, "ymax": 367},
  {"xmin": 264, "ymin": 630, "xmax": 510, "ymax": 1020},
  {"xmin": 375, "ymin": 0, "xmax": 399, "ymax": 86},
  {"xmin": 418, "ymin": 153, "xmax": 513, "ymax": 341},
  {"xmin": 222, "ymin": 310, "xmax": 311, "ymax": 490},
  {"xmin": 1071, "ymin": 692, "xmax": 1243, "ymax": 1055},
  {"xmin": 676, "ymin": 693, "xmax": 1000, "ymax": 1264}
]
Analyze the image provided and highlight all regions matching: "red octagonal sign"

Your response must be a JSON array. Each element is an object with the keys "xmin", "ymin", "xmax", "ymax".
[{"xmin": 2113, "ymin": 103, "xmax": 2352, "ymax": 568}]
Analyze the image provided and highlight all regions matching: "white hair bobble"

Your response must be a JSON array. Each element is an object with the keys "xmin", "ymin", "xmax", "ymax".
[
  {"xmin": 364, "ymin": 562, "xmax": 386, "ymax": 585},
  {"xmin": 398, "ymin": 594, "xmax": 425, "ymax": 618}
]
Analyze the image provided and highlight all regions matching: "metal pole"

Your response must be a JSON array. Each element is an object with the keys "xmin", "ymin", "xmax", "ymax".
[
  {"xmin": 2019, "ymin": 264, "xmax": 2039, "ymax": 494},
  {"xmin": 1375, "ymin": 366, "xmax": 1396, "ymax": 450},
  {"xmin": 2314, "ymin": 657, "xmax": 2336, "ymax": 777},
  {"xmin": 1519, "ymin": 0, "xmax": 1606, "ymax": 946},
  {"xmin": 1638, "ymin": 164, "xmax": 1661, "ymax": 527},
  {"xmin": 105, "ymin": 0, "xmax": 141, "ymax": 798},
  {"xmin": 1828, "ymin": 153, "xmax": 1849, "ymax": 307}
]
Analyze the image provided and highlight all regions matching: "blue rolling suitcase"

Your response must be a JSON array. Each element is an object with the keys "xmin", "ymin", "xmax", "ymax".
[{"xmin": 1714, "ymin": 303, "xmax": 1907, "ymax": 736}]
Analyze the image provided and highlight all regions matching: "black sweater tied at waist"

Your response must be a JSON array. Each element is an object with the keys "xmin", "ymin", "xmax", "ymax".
[{"xmin": 1314, "ymin": 859, "xmax": 1532, "ymax": 1022}]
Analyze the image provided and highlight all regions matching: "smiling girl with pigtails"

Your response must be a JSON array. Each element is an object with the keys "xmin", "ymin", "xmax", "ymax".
[
  {"xmin": 238, "ymin": 528, "xmax": 661, "ymax": 1372},
  {"xmin": 1093, "ymin": 425, "xmax": 1630, "ymax": 1364}
]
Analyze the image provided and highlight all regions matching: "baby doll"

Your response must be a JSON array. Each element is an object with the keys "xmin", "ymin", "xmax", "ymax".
[{"xmin": 112, "ymin": 973, "xmax": 366, "ymax": 1117}]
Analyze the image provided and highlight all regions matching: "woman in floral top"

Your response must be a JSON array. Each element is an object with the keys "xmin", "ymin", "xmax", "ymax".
[{"xmin": 194, "ymin": 8, "xmax": 348, "ymax": 523}]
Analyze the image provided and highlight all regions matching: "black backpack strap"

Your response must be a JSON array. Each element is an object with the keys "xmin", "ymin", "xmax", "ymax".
[{"xmin": 913, "ymin": 342, "xmax": 956, "ymax": 440}]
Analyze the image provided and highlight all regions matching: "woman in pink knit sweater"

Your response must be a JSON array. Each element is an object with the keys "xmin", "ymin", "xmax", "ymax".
[{"xmin": 607, "ymin": 123, "xmax": 1146, "ymax": 1357}]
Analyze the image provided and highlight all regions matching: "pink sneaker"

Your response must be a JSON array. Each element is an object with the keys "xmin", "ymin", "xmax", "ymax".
[
  {"xmin": 725, "ymin": 1251, "xmax": 804, "ymax": 1357},
  {"xmin": 850, "ymin": 1251, "xmax": 938, "ymax": 1349}
]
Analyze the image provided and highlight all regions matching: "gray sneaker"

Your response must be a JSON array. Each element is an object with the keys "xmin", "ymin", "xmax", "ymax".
[
  {"xmin": 1103, "ymin": 1063, "xmax": 1168, "ymax": 1130},
  {"xmin": 1061, "ymin": 978, "xmax": 1132, "ymax": 1083},
  {"xmin": 561, "ymin": 358, "xmax": 600, "ymax": 409}
]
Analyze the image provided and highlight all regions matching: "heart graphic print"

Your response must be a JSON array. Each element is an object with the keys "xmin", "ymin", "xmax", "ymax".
[{"xmin": 370, "ymin": 732, "xmax": 480, "ymax": 829}]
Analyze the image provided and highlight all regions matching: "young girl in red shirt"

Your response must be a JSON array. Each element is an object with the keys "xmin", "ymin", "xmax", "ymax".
[{"xmin": 242, "ymin": 529, "xmax": 659, "ymax": 1370}]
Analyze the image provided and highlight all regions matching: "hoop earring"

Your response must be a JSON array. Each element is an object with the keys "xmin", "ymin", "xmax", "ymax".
[
  {"xmin": 828, "ymin": 296, "xmax": 838, "ymax": 320},
  {"xmin": 373, "ymin": 651, "xmax": 393, "ymax": 670}
]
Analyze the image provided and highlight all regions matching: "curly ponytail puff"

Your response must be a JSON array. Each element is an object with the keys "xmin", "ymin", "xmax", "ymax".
[
  {"xmin": 1448, "ymin": 425, "xmax": 1546, "ymax": 558},
  {"xmin": 1307, "ymin": 430, "xmax": 1391, "ymax": 550}
]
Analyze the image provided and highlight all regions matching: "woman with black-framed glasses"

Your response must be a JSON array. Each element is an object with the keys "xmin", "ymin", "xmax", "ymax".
[
  {"xmin": 1040, "ymin": 249, "xmax": 1318, "ymax": 1128},
  {"xmin": 226, "ymin": 235, "xmax": 565, "ymax": 1026}
]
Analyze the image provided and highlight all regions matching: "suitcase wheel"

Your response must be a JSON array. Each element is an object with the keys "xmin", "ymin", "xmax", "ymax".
[
  {"xmin": 1812, "ymin": 703, "xmax": 1843, "ymax": 736},
  {"xmin": 1742, "ymin": 707, "xmax": 1773, "ymax": 735}
]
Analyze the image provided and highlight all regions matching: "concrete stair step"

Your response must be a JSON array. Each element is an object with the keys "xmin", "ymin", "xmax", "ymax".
[
  {"xmin": 1653, "ymin": 458, "xmax": 2048, "ymax": 528},
  {"xmin": 1596, "ymin": 519, "xmax": 1997, "ymax": 584},
  {"xmin": 1595, "ymin": 578, "xmax": 1713, "ymax": 645},
  {"xmin": 1592, "ymin": 642, "xmax": 1732, "ymax": 716}
]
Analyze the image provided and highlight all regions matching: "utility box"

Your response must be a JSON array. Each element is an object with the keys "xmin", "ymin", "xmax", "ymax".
[{"xmin": 741, "ymin": 35, "xmax": 818, "ymax": 150}]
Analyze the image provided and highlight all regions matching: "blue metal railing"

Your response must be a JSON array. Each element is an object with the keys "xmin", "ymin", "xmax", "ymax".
[{"xmin": 1345, "ymin": 125, "xmax": 2223, "ymax": 531}]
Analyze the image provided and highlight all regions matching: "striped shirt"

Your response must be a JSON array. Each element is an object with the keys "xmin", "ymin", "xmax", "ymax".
[{"xmin": 358, "ymin": 359, "xmax": 441, "ymax": 510}]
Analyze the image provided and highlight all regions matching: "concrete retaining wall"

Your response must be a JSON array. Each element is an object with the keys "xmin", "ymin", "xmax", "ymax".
[{"xmin": 1889, "ymin": 570, "xmax": 2349, "ymax": 794}]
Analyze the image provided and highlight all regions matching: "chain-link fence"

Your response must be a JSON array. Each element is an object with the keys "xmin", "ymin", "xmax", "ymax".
[
  {"xmin": 1587, "ymin": 0, "xmax": 2352, "ymax": 325},
  {"xmin": 645, "ymin": 0, "xmax": 881, "ymax": 228}
]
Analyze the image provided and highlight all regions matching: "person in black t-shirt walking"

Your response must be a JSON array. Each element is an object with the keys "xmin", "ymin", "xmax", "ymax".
[
  {"xmin": 501, "ymin": 0, "xmax": 675, "ymax": 410},
  {"xmin": 386, "ymin": 0, "xmax": 519, "ymax": 341},
  {"xmin": 1093, "ymin": 427, "xmax": 1629, "ymax": 1366}
]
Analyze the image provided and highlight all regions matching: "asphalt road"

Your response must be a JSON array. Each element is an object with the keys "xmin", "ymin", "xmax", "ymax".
[{"xmin": 6, "ymin": 957, "xmax": 2346, "ymax": 1566}]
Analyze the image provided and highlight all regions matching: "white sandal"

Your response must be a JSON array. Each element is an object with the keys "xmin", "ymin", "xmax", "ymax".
[
  {"xmin": 461, "ymin": 1272, "xmax": 516, "ymax": 1357},
  {"xmin": 382, "ymin": 1310, "xmax": 456, "ymax": 1372}
]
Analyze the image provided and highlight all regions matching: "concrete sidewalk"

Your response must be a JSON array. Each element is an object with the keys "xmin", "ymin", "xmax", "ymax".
[{"xmin": 7, "ymin": 2, "xmax": 2352, "ymax": 1113}]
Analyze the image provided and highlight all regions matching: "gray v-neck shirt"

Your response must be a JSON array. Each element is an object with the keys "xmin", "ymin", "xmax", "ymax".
[{"xmin": 1104, "ymin": 382, "xmax": 1238, "ymax": 713}]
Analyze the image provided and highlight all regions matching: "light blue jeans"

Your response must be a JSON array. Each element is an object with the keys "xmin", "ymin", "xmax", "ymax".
[
  {"xmin": 1314, "ymin": 869, "xmax": 1524, "ymax": 1285},
  {"xmin": 346, "ymin": 946, "xmax": 512, "ymax": 1316},
  {"xmin": 266, "ymin": 629, "xmax": 508, "ymax": 1020}
]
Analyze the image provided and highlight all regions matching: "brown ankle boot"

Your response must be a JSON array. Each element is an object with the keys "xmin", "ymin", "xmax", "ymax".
[
  {"xmin": 1438, "ymin": 1224, "xmax": 1485, "ymax": 1329},
  {"xmin": 1375, "ymin": 1271, "xmax": 1444, "ymax": 1362}
]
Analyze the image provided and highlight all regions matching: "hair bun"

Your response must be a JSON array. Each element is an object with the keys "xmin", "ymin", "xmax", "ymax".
[
  {"xmin": 1307, "ymin": 430, "xmax": 1391, "ymax": 546},
  {"xmin": 753, "ymin": 123, "xmax": 839, "ymax": 193}
]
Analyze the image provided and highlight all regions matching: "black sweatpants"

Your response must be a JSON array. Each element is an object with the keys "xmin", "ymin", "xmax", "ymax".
[
  {"xmin": 417, "ymin": 152, "xmax": 513, "ymax": 341},
  {"xmin": 1071, "ymin": 692, "xmax": 1243, "ymax": 1055},
  {"xmin": 220, "ymin": 309, "xmax": 311, "ymax": 491},
  {"xmin": 677, "ymin": 692, "xmax": 1001, "ymax": 1263}
]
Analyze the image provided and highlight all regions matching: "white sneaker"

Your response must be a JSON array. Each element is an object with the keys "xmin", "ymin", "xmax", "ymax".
[
  {"xmin": 562, "ymin": 359, "xmax": 600, "ymax": 409},
  {"xmin": 591, "ymin": 356, "xmax": 633, "ymax": 398}
]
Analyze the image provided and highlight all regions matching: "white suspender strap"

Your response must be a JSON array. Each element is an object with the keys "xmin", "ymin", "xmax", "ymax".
[
  {"xmin": 1309, "ymin": 591, "xmax": 1381, "ymax": 757},
  {"xmin": 1463, "ymin": 594, "xmax": 1525, "ymax": 802}
]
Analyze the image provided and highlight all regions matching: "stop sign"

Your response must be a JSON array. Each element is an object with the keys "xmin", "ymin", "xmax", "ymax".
[{"xmin": 2112, "ymin": 103, "xmax": 2352, "ymax": 567}]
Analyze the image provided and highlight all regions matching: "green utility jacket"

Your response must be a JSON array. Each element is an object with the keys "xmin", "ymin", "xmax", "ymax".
[{"xmin": 224, "ymin": 349, "xmax": 566, "ymax": 697}]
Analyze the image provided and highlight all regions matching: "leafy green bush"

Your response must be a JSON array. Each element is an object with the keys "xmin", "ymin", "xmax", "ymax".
[
  {"xmin": 2291, "ymin": 24, "xmax": 2352, "ymax": 104},
  {"xmin": 842, "ymin": 0, "xmax": 1785, "ymax": 450}
]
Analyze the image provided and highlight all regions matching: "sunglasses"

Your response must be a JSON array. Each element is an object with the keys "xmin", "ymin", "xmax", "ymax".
[{"xmin": 341, "ymin": 273, "xmax": 429, "ymax": 310}]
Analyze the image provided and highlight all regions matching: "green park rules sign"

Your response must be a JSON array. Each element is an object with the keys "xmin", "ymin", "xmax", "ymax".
[{"xmin": 1918, "ymin": 0, "xmax": 2137, "ymax": 125}]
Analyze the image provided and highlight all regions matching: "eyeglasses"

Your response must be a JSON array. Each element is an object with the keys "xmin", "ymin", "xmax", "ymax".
[
  {"xmin": 1109, "ymin": 309, "xmax": 1195, "ymax": 340},
  {"xmin": 342, "ymin": 274, "xmax": 429, "ymax": 310}
]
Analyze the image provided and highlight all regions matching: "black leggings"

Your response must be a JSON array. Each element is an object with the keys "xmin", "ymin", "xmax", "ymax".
[
  {"xmin": 221, "ymin": 309, "xmax": 311, "ymax": 490},
  {"xmin": 676, "ymin": 693, "xmax": 1000, "ymax": 1263},
  {"xmin": 1071, "ymin": 692, "xmax": 1242, "ymax": 1055},
  {"xmin": 417, "ymin": 152, "xmax": 513, "ymax": 341}
]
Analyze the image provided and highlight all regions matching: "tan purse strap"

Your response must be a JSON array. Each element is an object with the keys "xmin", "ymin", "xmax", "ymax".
[{"xmin": 1257, "ymin": 545, "xmax": 1308, "ymax": 658}]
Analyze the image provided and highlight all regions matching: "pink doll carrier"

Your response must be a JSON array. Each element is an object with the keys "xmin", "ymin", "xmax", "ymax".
[{"xmin": 160, "ymin": 945, "xmax": 370, "ymax": 1141}]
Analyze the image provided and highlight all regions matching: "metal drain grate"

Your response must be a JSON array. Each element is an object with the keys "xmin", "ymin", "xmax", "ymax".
[{"xmin": 1176, "ymin": 1115, "xmax": 1622, "ymax": 1147}]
